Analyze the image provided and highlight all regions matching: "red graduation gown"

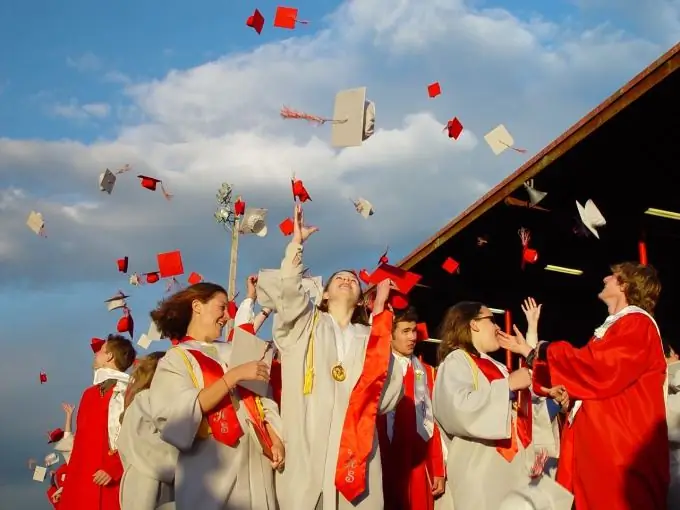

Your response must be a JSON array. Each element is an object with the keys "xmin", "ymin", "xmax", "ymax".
[
  {"xmin": 58, "ymin": 381, "xmax": 124, "ymax": 510},
  {"xmin": 377, "ymin": 361, "xmax": 445, "ymax": 510},
  {"xmin": 541, "ymin": 313, "xmax": 669, "ymax": 510}
]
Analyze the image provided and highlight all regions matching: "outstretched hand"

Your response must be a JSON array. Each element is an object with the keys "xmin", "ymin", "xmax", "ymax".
[
  {"xmin": 521, "ymin": 297, "xmax": 542, "ymax": 325},
  {"xmin": 292, "ymin": 204, "xmax": 319, "ymax": 245}
]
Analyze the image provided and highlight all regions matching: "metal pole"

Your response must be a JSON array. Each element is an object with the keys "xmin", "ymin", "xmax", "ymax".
[{"xmin": 225, "ymin": 218, "xmax": 240, "ymax": 339}]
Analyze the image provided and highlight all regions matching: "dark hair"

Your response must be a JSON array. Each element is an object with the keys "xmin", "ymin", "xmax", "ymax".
[
  {"xmin": 393, "ymin": 307, "xmax": 419, "ymax": 331},
  {"xmin": 610, "ymin": 262, "xmax": 661, "ymax": 314},
  {"xmin": 316, "ymin": 270, "xmax": 370, "ymax": 326},
  {"xmin": 121, "ymin": 351, "xmax": 165, "ymax": 423},
  {"xmin": 437, "ymin": 301, "xmax": 485, "ymax": 363},
  {"xmin": 151, "ymin": 282, "xmax": 228, "ymax": 340},
  {"xmin": 106, "ymin": 334, "xmax": 137, "ymax": 372}
]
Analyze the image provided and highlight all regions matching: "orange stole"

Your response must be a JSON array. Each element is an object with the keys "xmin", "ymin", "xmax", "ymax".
[
  {"xmin": 469, "ymin": 355, "xmax": 531, "ymax": 462},
  {"xmin": 188, "ymin": 350, "xmax": 273, "ymax": 458}
]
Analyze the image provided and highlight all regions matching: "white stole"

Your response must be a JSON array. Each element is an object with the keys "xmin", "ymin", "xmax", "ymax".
[
  {"xmin": 569, "ymin": 305, "xmax": 666, "ymax": 424},
  {"xmin": 389, "ymin": 354, "xmax": 434, "ymax": 441},
  {"xmin": 92, "ymin": 368, "xmax": 130, "ymax": 450}
]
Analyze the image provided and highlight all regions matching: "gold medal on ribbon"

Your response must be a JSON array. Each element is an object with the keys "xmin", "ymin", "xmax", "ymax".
[{"xmin": 331, "ymin": 363, "xmax": 346, "ymax": 382}]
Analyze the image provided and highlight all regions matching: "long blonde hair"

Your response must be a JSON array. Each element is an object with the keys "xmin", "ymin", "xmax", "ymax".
[{"xmin": 120, "ymin": 351, "xmax": 165, "ymax": 423}]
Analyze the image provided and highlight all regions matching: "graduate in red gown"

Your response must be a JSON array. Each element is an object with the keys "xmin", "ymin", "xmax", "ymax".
[
  {"xmin": 377, "ymin": 307, "xmax": 446, "ymax": 510},
  {"xmin": 500, "ymin": 263, "xmax": 669, "ymax": 510},
  {"xmin": 58, "ymin": 335, "xmax": 137, "ymax": 510}
]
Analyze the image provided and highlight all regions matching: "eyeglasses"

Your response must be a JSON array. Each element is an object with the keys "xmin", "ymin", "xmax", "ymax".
[{"xmin": 474, "ymin": 315, "xmax": 496, "ymax": 323}]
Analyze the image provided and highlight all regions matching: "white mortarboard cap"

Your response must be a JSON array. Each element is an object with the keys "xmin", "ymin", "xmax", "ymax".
[
  {"xmin": 230, "ymin": 327, "xmax": 275, "ymax": 396},
  {"xmin": 255, "ymin": 269, "xmax": 281, "ymax": 312},
  {"xmin": 484, "ymin": 124, "xmax": 515, "ymax": 155},
  {"xmin": 302, "ymin": 275, "xmax": 323, "ymax": 306},
  {"xmin": 26, "ymin": 211, "xmax": 45, "ymax": 235},
  {"xmin": 353, "ymin": 198, "xmax": 375, "ymax": 219},
  {"xmin": 129, "ymin": 273, "xmax": 141, "ymax": 286},
  {"xmin": 498, "ymin": 476, "xmax": 573, "ymax": 510},
  {"xmin": 576, "ymin": 199, "xmax": 606, "ymax": 239},
  {"xmin": 332, "ymin": 87, "xmax": 375, "ymax": 148},
  {"xmin": 240, "ymin": 208, "xmax": 268, "ymax": 237},
  {"xmin": 523, "ymin": 180, "xmax": 547, "ymax": 206},
  {"xmin": 33, "ymin": 465, "xmax": 47, "ymax": 482},
  {"xmin": 44, "ymin": 453, "xmax": 59, "ymax": 467},
  {"xmin": 138, "ymin": 320, "xmax": 162, "ymax": 349},
  {"xmin": 99, "ymin": 169, "xmax": 116, "ymax": 194},
  {"xmin": 105, "ymin": 292, "xmax": 129, "ymax": 312}
]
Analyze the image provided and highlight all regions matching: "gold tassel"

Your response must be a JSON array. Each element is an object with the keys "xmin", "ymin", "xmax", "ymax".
[
  {"xmin": 255, "ymin": 396, "xmax": 266, "ymax": 420},
  {"xmin": 303, "ymin": 310, "xmax": 319, "ymax": 395}
]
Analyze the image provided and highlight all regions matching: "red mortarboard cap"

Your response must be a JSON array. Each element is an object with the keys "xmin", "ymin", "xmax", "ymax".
[
  {"xmin": 117, "ymin": 256, "xmax": 128, "ymax": 273},
  {"xmin": 137, "ymin": 175, "xmax": 172, "ymax": 199},
  {"xmin": 442, "ymin": 257, "xmax": 460, "ymax": 274},
  {"xmin": 90, "ymin": 337, "xmax": 106, "ymax": 353},
  {"xmin": 390, "ymin": 292, "xmax": 410, "ymax": 310},
  {"xmin": 188, "ymin": 272, "xmax": 203, "ymax": 285},
  {"xmin": 358, "ymin": 269, "xmax": 371, "ymax": 284},
  {"xmin": 446, "ymin": 118, "xmax": 463, "ymax": 140},
  {"xmin": 227, "ymin": 300, "xmax": 238, "ymax": 320},
  {"xmin": 157, "ymin": 250, "xmax": 184, "ymax": 278},
  {"xmin": 279, "ymin": 218, "xmax": 294, "ymax": 236},
  {"xmin": 274, "ymin": 6, "xmax": 306, "ymax": 29},
  {"xmin": 117, "ymin": 312, "xmax": 134, "ymax": 339},
  {"xmin": 47, "ymin": 428, "xmax": 64, "ymax": 444},
  {"xmin": 40, "ymin": 371, "xmax": 47, "ymax": 384},
  {"xmin": 246, "ymin": 8, "xmax": 265, "ymax": 34},
  {"xmin": 234, "ymin": 197, "xmax": 246, "ymax": 217},
  {"xmin": 368, "ymin": 264, "xmax": 421, "ymax": 295},
  {"xmin": 145, "ymin": 272, "xmax": 160, "ymax": 284},
  {"xmin": 416, "ymin": 322, "xmax": 429, "ymax": 341},
  {"xmin": 523, "ymin": 247, "xmax": 538, "ymax": 264},
  {"xmin": 427, "ymin": 82, "xmax": 441, "ymax": 98},
  {"xmin": 518, "ymin": 228, "xmax": 538, "ymax": 268},
  {"xmin": 291, "ymin": 178, "xmax": 312, "ymax": 202}
]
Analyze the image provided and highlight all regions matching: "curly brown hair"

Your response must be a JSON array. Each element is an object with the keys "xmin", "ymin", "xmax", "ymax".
[
  {"xmin": 120, "ymin": 351, "xmax": 165, "ymax": 423},
  {"xmin": 437, "ymin": 301, "xmax": 485, "ymax": 363},
  {"xmin": 106, "ymin": 334, "xmax": 137, "ymax": 372},
  {"xmin": 316, "ymin": 269, "xmax": 370, "ymax": 326},
  {"xmin": 610, "ymin": 262, "xmax": 661, "ymax": 314},
  {"xmin": 150, "ymin": 282, "xmax": 228, "ymax": 340}
]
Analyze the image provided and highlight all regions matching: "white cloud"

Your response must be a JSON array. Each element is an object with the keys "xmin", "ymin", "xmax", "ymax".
[
  {"xmin": 66, "ymin": 51, "xmax": 102, "ymax": 72},
  {"xmin": 0, "ymin": 0, "xmax": 675, "ymax": 289},
  {"xmin": 50, "ymin": 99, "xmax": 111, "ymax": 120}
]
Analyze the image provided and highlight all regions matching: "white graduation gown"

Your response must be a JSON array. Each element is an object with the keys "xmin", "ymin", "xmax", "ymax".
[
  {"xmin": 53, "ymin": 432, "xmax": 74, "ymax": 463},
  {"xmin": 667, "ymin": 362, "xmax": 680, "ymax": 507},
  {"xmin": 433, "ymin": 350, "xmax": 540, "ymax": 510},
  {"xmin": 118, "ymin": 389, "xmax": 178, "ymax": 510},
  {"xmin": 148, "ymin": 340, "xmax": 281, "ymax": 510},
  {"xmin": 258, "ymin": 242, "xmax": 404, "ymax": 510}
]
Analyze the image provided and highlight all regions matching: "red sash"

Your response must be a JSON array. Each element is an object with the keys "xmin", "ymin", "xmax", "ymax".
[
  {"xmin": 188, "ymin": 349, "xmax": 273, "ymax": 458},
  {"xmin": 335, "ymin": 310, "xmax": 393, "ymax": 502},
  {"xmin": 469, "ymin": 355, "xmax": 531, "ymax": 462}
]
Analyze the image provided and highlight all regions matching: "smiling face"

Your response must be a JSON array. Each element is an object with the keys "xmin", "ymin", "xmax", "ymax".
[
  {"xmin": 470, "ymin": 306, "xmax": 501, "ymax": 354},
  {"xmin": 322, "ymin": 271, "xmax": 362, "ymax": 307},
  {"xmin": 191, "ymin": 292, "xmax": 230, "ymax": 341}
]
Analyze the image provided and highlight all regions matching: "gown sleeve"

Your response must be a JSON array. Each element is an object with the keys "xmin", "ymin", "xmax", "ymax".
[
  {"xmin": 378, "ymin": 353, "xmax": 405, "ymax": 414},
  {"xmin": 433, "ymin": 351, "xmax": 511, "ymax": 441},
  {"xmin": 148, "ymin": 348, "xmax": 203, "ymax": 452},
  {"xmin": 546, "ymin": 314, "xmax": 660, "ymax": 400},
  {"xmin": 260, "ymin": 394, "xmax": 284, "ymax": 441},
  {"xmin": 259, "ymin": 242, "xmax": 315, "ymax": 351},
  {"xmin": 234, "ymin": 298, "xmax": 255, "ymax": 327}
]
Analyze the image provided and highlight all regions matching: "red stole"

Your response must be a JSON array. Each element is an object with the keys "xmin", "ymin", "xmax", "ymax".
[
  {"xmin": 469, "ymin": 355, "xmax": 531, "ymax": 462},
  {"xmin": 377, "ymin": 361, "xmax": 445, "ymax": 510},
  {"xmin": 270, "ymin": 359, "xmax": 282, "ymax": 407},
  {"xmin": 335, "ymin": 310, "xmax": 393, "ymax": 502},
  {"xmin": 187, "ymin": 349, "xmax": 273, "ymax": 458}
]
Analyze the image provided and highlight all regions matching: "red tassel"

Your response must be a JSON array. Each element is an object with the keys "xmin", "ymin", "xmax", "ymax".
[
  {"xmin": 280, "ymin": 106, "xmax": 346, "ymax": 126},
  {"xmin": 160, "ymin": 182, "xmax": 173, "ymax": 200}
]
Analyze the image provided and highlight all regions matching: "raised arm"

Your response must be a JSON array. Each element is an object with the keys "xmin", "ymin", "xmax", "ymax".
[
  {"xmin": 433, "ymin": 351, "xmax": 511, "ymax": 441},
  {"xmin": 378, "ymin": 353, "xmax": 404, "ymax": 414},
  {"xmin": 540, "ymin": 314, "xmax": 660, "ymax": 400}
]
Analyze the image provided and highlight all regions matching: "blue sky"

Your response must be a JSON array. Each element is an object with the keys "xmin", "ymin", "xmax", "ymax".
[{"xmin": 0, "ymin": 0, "xmax": 677, "ymax": 507}]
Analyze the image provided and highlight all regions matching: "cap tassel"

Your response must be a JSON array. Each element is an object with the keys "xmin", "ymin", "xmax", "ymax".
[
  {"xmin": 280, "ymin": 106, "xmax": 347, "ymax": 126},
  {"xmin": 529, "ymin": 448, "xmax": 549, "ymax": 478},
  {"xmin": 165, "ymin": 277, "xmax": 181, "ymax": 293},
  {"xmin": 159, "ymin": 181, "xmax": 172, "ymax": 200},
  {"xmin": 499, "ymin": 141, "xmax": 527, "ymax": 153}
]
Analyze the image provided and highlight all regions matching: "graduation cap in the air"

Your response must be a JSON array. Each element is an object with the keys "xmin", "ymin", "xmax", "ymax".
[
  {"xmin": 144, "ymin": 272, "xmax": 160, "ymax": 284},
  {"xmin": 576, "ymin": 199, "xmax": 606, "ymax": 239},
  {"xmin": 99, "ymin": 169, "xmax": 116, "ymax": 194},
  {"xmin": 26, "ymin": 211, "xmax": 46, "ymax": 237},
  {"xmin": 444, "ymin": 117, "xmax": 463, "ymax": 140},
  {"xmin": 279, "ymin": 218, "xmax": 294, "ymax": 236},
  {"xmin": 137, "ymin": 320, "xmax": 162, "ymax": 350},
  {"xmin": 273, "ymin": 5, "xmax": 308, "ymax": 29},
  {"xmin": 117, "ymin": 256, "xmax": 129, "ymax": 273},
  {"xmin": 368, "ymin": 264, "xmax": 422, "ymax": 310},
  {"xmin": 44, "ymin": 453, "xmax": 59, "ymax": 467},
  {"xmin": 352, "ymin": 198, "xmax": 374, "ymax": 218},
  {"xmin": 292, "ymin": 177, "xmax": 311, "ymax": 202},
  {"xmin": 484, "ymin": 124, "xmax": 527, "ymax": 155},
  {"xmin": 39, "ymin": 371, "xmax": 47, "ymax": 384},
  {"xmin": 240, "ymin": 208, "xmax": 268, "ymax": 237},
  {"xmin": 137, "ymin": 175, "xmax": 172, "ymax": 200},
  {"xmin": 523, "ymin": 179, "xmax": 547, "ymax": 206},
  {"xmin": 442, "ymin": 257, "xmax": 460, "ymax": 274},
  {"xmin": 234, "ymin": 197, "xmax": 246, "ymax": 217},
  {"xmin": 281, "ymin": 87, "xmax": 375, "ymax": 148},
  {"xmin": 33, "ymin": 465, "xmax": 47, "ymax": 482},
  {"xmin": 157, "ymin": 250, "xmax": 184, "ymax": 278},
  {"xmin": 187, "ymin": 271, "xmax": 203, "ymax": 285},
  {"xmin": 246, "ymin": 8, "xmax": 265, "ymax": 34},
  {"xmin": 427, "ymin": 82, "xmax": 441, "ymax": 98},
  {"xmin": 518, "ymin": 228, "xmax": 539, "ymax": 268},
  {"xmin": 117, "ymin": 307, "xmax": 134, "ymax": 339},
  {"xmin": 105, "ymin": 291, "xmax": 129, "ymax": 312},
  {"xmin": 129, "ymin": 273, "xmax": 141, "ymax": 286}
]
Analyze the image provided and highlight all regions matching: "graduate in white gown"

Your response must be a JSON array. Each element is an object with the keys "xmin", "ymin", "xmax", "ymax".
[
  {"xmin": 148, "ymin": 282, "xmax": 285, "ymax": 510},
  {"xmin": 432, "ymin": 301, "xmax": 556, "ymax": 510},
  {"xmin": 256, "ymin": 205, "xmax": 404, "ymax": 510},
  {"xmin": 666, "ymin": 344, "xmax": 680, "ymax": 507},
  {"xmin": 118, "ymin": 352, "xmax": 178, "ymax": 510}
]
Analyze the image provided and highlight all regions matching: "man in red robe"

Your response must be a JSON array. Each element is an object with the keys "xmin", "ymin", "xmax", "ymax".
[
  {"xmin": 503, "ymin": 262, "xmax": 668, "ymax": 510},
  {"xmin": 377, "ymin": 307, "xmax": 446, "ymax": 510},
  {"xmin": 58, "ymin": 334, "xmax": 136, "ymax": 510}
]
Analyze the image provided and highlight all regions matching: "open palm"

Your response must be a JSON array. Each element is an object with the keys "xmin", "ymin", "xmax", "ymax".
[
  {"xmin": 521, "ymin": 297, "xmax": 542, "ymax": 325},
  {"xmin": 292, "ymin": 204, "xmax": 319, "ymax": 244}
]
